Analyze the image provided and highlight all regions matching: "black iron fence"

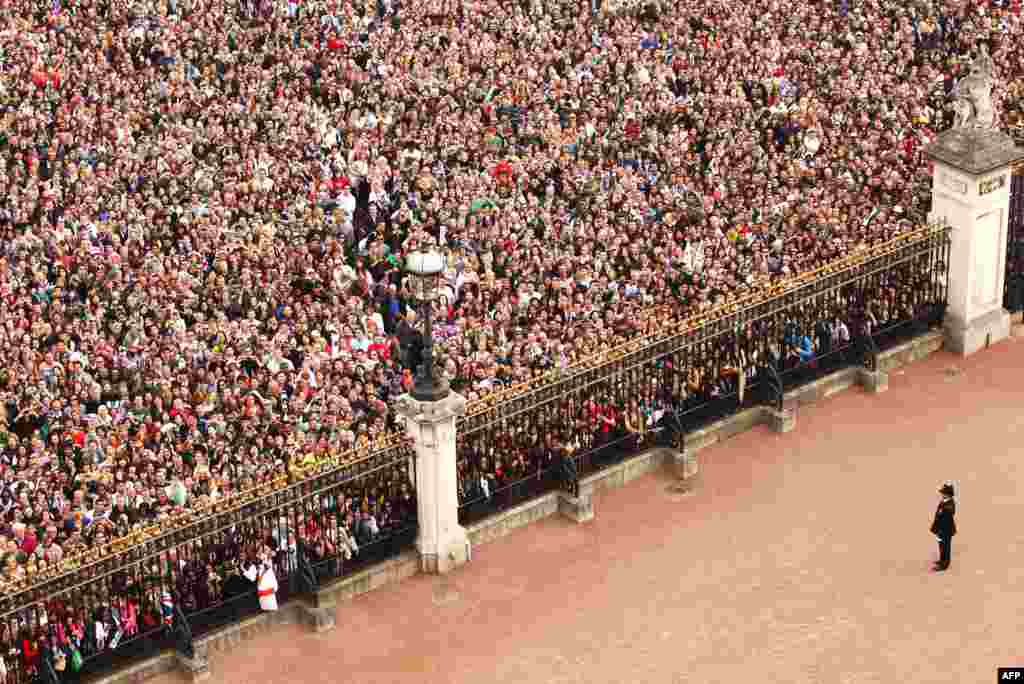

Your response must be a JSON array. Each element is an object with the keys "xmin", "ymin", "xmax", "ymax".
[
  {"xmin": 1006, "ymin": 163, "xmax": 1024, "ymax": 313},
  {"xmin": 0, "ymin": 223, "xmax": 954, "ymax": 682},
  {"xmin": 0, "ymin": 445, "xmax": 417, "ymax": 683},
  {"xmin": 456, "ymin": 223, "xmax": 951, "ymax": 523}
]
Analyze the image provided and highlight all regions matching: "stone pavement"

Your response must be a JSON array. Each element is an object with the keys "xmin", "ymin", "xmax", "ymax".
[{"xmin": 152, "ymin": 340, "xmax": 1024, "ymax": 684}]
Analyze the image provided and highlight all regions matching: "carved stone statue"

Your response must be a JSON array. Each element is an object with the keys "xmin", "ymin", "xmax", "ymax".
[{"xmin": 951, "ymin": 45, "xmax": 995, "ymax": 130}]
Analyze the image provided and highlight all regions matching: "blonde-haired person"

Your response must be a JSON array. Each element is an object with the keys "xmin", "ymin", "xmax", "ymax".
[{"xmin": 622, "ymin": 398, "xmax": 647, "ymax": 452}]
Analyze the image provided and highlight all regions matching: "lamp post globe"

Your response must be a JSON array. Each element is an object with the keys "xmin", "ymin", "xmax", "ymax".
[
  {"xmin": 405, "ymin": 250, "xmax": 450, "ymax": 402},
  {"xmin": 405, "ymin": 251, "xmax": 445, "ymax": 278}
]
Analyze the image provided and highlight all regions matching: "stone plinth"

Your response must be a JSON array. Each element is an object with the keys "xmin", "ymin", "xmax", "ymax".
[
  {"xmin": 926, "ymin": 127, "xmax": 1024, "ymax": 356},
  {"xmin": 394, "ymin": 392, "xmax": 470, "ymax": 575},
  {"xmin": 175, "ymin": 647, "xmax": 210, "ymax": 683},
  {"xmin": 767, "ymin": 399, "xmax": 798, "ymax": 434},
  {"xmin": 557, "ymin": 488, "xmax": 594, "ymax": 523},
  {"xmin": 669, "ymin": 451, "xmax": 701, "ymax": 493},
  {"xmin": 857, "ymin": 368, "xmax": 889, "ymax": 394},
  {"xmin": 298, "ymin": 596, "xmax": 337, "ymax": 633}
]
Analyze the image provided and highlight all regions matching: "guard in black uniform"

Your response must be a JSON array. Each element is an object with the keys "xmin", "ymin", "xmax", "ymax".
[{"xmin": 929, "ymin": 482, "xmax": 957, "ymax": 571}]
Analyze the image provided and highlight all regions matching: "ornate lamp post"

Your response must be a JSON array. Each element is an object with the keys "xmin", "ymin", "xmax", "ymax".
[
  {"xmin": 396, "ymin": 249, "xmax": 469, "ymax": 575},
  {"xmin": 405, "ymin": 250, "xmax": 450, "ymax": 402}
]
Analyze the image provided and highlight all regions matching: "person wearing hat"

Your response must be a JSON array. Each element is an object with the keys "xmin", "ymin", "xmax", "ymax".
[{"xmin": 929, "ymin": 482, "xmax": 957, "ymax": 572}]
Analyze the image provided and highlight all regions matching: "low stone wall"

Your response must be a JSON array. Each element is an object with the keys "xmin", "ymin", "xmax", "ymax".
[
  {"xmin": 467, "ymin": 492, "xmax": 560, "ymax": 547},
  {"xmin": 479, "ymin": 330, "xmax": 945, "ymax": 537},
  {"xmin": 92, "ymin": 652, "xmax": 178, "ymax": 684},
  {"xmin": 99, "ymin": 329, "xmax": 945, "ymax": 684},
  {"xmin": 878, "ymin": 329, "xmax": 945, "ymax": 373}
]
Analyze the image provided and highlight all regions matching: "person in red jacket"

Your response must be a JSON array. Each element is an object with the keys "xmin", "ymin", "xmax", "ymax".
[
  {"xmin": 11, "ymin": 523, "xmax": 37, "ymax": 557},
  {"xmin": 491, "ymin": 160, "xmax": 514, "ymax": 186},
  {"xmin": 20, "ymin": 634, "xmax": 40, "ymax": 675},
  {"xmin": 624, "ymin": 117, "xmax": 641, "ymax": 140},
  {"xmin": 592, "ymin": 396, "xmax": 617, "ymax": 466}
]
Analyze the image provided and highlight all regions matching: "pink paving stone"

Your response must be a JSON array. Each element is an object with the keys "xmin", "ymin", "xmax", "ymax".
[{"xmin": 151, "ymin": 340, "xmax": 1024, "ymax": 684}]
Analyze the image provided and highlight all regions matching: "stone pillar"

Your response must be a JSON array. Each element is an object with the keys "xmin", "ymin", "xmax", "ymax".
[
  {"xmin": 926, "ymin": 127, "xmax": 1024, "ymax": 356},
  {"xmin": 395, "ymin": 393, "xmax": 469, "ymax": 575}
]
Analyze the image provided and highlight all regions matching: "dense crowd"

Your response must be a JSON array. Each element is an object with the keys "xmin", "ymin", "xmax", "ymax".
[
  {"xmin": 0, "ymin": 0, "xmax": 1023, "ymax": 593},
  {"xmin": 0, "ymin": 459, "xmax": 417, "ymax": 681},
  {"xmin": 456, "ymin": 248, "xmax": 947, "ymax": 515}
]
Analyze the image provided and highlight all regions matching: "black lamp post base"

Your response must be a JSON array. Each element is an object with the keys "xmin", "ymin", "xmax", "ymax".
[{"xmin": 410, "ymin": 378, "xmax": 451, "ymax": 403}]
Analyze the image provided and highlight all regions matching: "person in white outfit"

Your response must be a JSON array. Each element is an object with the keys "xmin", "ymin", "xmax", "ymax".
[{"xmin": 244, "ymin": 547, "xmax": 279, "ymax": 611}]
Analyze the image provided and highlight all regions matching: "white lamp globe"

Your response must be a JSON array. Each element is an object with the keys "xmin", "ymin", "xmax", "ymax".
[
  {"xmin": 803, "ymin": 129, "xmax": 821, "ymax": 156},
  {"xmin": 405, "ymin": 251, "xmax": 445, "ymax": 277}
]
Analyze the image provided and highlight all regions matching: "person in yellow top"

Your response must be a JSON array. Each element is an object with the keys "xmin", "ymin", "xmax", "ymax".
[{"xmin": 622, "ymin": 398, "xmax": 647, "ymax": 451}]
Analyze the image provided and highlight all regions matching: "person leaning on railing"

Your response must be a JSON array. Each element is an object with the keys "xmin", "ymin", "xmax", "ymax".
[
  {"xmin": 592, "ymin": 397, "xmax": 619, "ymax": 465},
  {"xmin": 685, "ymin": 366, "xmax": 704, "ymax": 409},
  {"xmin": 559, "ymin": 439, "xmax": 580, "ymax": 498},
  {"xmin": 541, "ymin": 432, "xmax": 561, "ymax": 481},
  {"xmin": 623, "ymin": 399, "xmax": 648, "ymax": 452},
  {"xmin": 505, "ymin": 452, "xmax": 529, "ymax": 501},
  {"xmin": 456, "ymin": 458, "xmax": 472, "ymax": 505},
  {"xmin": 831, "ymin": 316, "xmax": 851, "ymax": 359}
]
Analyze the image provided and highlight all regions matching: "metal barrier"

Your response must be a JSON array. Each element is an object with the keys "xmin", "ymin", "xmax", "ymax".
[
  {"xmin": 0, "ymin": 223, "xmax": 952, "ymax": 681},
  {"xmin": 1006, "ymin": 163, "xmax": 1024, "ymax": 313},
  {"xmin": 0, "ymin": 445, "xmax": 417, "ymax": 683},
  {"xmin": 456, "ymin": 223, "xmax": 951, "ymax": 521}
]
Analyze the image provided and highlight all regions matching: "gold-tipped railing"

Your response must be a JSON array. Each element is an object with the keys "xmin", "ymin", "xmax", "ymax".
[
  {"xmin": 0, "ymin": 221, "xmax": 950, "ymax": 610},
  {"xmin": 459, "ymin": 220, "xmax": 950, "ymax": 422}
]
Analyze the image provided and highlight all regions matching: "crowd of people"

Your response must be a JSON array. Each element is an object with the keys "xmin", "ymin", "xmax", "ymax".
[
  {"xmin": 457, "ymin": 250, "xmax": 947, "ymax": 516},
  {"xmin": 1, "ymin": 0, "xmax": 1023, "ymax": 614},
  {"xmin": 0, "ymin": 461, "xmax": 416, "ymax": 680}
]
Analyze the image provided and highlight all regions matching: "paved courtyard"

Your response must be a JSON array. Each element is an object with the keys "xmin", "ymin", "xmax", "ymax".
[{"xmin": 154, "ymin": 340, "xmax": 1024, "ymax": 684}]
